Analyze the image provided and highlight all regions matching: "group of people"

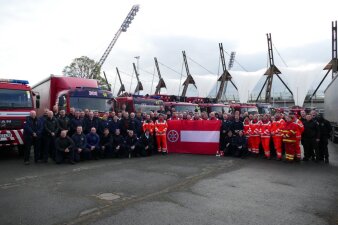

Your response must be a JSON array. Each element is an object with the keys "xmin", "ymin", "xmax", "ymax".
[
  {"xmin": 23, "ymin": 105, "xmax": 332, "ymax": 165},
  {"xmin": 218, "ymin": 109, "xmax": 332, "ymax": 163},
  {"xmin": 23, "ymin": 107, "xmax": 169, "ymax": 165}
]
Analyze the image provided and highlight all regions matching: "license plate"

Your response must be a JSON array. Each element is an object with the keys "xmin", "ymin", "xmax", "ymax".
[{"xmin": 0, "ymin": 133, "xmax": 12, "ymax": 139}]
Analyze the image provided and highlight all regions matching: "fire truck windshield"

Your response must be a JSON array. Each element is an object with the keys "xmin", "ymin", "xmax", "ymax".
[
  {"xmin": 241, "ymin": 107, "xmax": 258, "ymax": 115},
  {"xmin": 70, "ymin": 97, "xmax": 111, "ymax": 112},
  {"xmin": 134, "ymin": 104, "xmax": 161, "ymax": 113},
  {"xmin": 174, "ymin": 105, "xmax": 198, "ymax": 113},
  {"xmin": 210, "ymin": 106, "xmax": 230, "ymax": 114},
  {"xmin": 0, "ymin": 89, "xmax": 32, "ymax": 108}
]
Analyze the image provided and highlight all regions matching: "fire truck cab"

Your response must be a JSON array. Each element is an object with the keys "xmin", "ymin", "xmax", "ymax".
[
  {"xmin": 114, "ymin": 96, "xmax": 164, "ymax": 113},
  {"xmin": 164, "ymin": 102, "xmax": 199, "ymax": 113},
  {"xmin": 198, "ymin": 103, "xmax": 230, "ymax": 115},
  {"xmin": 256, "ymin": 103, "xmax": 272, "ymax": 114},
  {"xmin": 230, "ymin": 103, "xmax": 258, "ymax": 115},
  {"xmin": 0, "ymin": 79, "xmax": 39, "ymax": 150},
  {"xmin": 32, "ymin": 75, "xmax": 113, "ymax": 116}
]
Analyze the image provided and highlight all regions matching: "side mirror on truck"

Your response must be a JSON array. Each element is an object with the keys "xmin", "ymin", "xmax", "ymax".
[
  {"xmin": 36, "ymin": 95, "xmax": 40, "ymax": 109},
  {"xmin": 58, "ymin": 95, "xmax": 66, "ymax": 110}
]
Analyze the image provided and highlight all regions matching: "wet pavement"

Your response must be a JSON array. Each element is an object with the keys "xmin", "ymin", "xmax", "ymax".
[{"xmin": 0, "ymin": 142, "xmax": 337, "ymax": 225}]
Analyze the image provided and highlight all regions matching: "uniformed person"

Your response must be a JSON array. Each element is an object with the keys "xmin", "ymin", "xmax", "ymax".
[
  {"xmin": 23, "ymin": 110, "xmax": 42, "ymax": 165},
  {"xmin": 43, "ymin": 111, "xmax": 59, "ymax": 162},
  {"xmin": 302, "ymin": 114, "xmax": 319, "ymax": 161},
  {"xmin": 154, "ymin": 114, "xmax": 168, "ymax": 154},
  {"xmin": 71, "ymin": 126, "xmax": 90, "ymax": 162},
  {"xmin": 55, "ymin": 130, "xmax": 75, "ymax": 164},
  {"xmin": 317, "ymin": 114, "xmax": 332, "ymax": 163}
]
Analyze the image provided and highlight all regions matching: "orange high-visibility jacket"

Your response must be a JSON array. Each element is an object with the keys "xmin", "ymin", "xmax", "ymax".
[
  {"xmin": 294, "ymin": 119, "xmax": 304, "ymax": 138},
  {"xmin": 142, "ymin": 120, "xmax": 155, "ymax": 134},
  {"xmin": 243, "ymin": 121, "xmax": 250, "ymax": 136},
  {"xmin": 155, "ymin": 119, "xmax": 168, "ymax": 136},
  {"xmin": 281, "ymin": 121, "xmax": 298, "ymax": 143},
  {"xmin": 260, "ymin": 121, "xmax": 271, "ymax": 138},
  {"xmin": 271, "ymin": 119, "xmax": 285, "ymax": 136},
  {"xmin": 248, "ymin": 120, "xmax": 261, "ymax": 136}
]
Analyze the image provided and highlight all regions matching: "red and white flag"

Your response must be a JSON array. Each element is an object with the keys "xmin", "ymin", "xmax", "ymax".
[{"xmin": 167, "ymin": 120, "xmax": 221, "ymax": 155}]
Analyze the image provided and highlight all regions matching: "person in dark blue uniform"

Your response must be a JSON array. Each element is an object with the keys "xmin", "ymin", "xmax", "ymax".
[
  {"xmin": 57, "ymin": 110, "xmax": 70, "ymax": 135},
  {"xmin": 71, "ymin": 126, "xmax": 90, "ymax": 161},
  {"xmin": 138, "ymin": 129, "xmax": 154, "ymax": 156},
  {"xmin": 233, "ymin": 130, "xmax": 248, "ymax": 158},
  {"xmin": 43, "ymin": 111, "xmax": 59, "ymax": 162},
  {"xmin": 109, "ymin": 116, "xmax": 121, "ymax": 135},
  {"xmin": 98, "ymin": 113, "xmax": 111, "ymax": 136},
  {"xmin": 55, "ymin": 130, "xmax": 75, "ymax": 164},
  {"xmin": 232, "ymin": 114, "xmax": 244, "ymax": 136},
  {"xmin": 70, "ymin": 110, "xmax": 83, "ymax": 137},
  {"xmin": 112, "ymin": 129, "xmax": 124, "ymax": 158},
  {"xmin": 221, "ymin": 130, "xmax": 235, "ymax": 156},
  {"xmin": 124, "ymin": 130, "xmax": 139, "ymax": 158},
  {"xmin": 219, "ymin": 113, "xmax": 233, "ymax": 155},
  {"xmin": 23, "ymin": 110, "xmax": 43, "ymax": 165},
  {"xmin": 100, "ymin": 128, "xmax": 114, "ymax": 158},
  {"xmin": 83, "ymin": 111, "xmax": 99, "ymax": 134},
  {"xmin": 317, "ymin": 114, "xmax": 332, "ymax": 163},
  {"xmin": 86, "ymin": 127, "xmax": 101, "ymax": 159}
]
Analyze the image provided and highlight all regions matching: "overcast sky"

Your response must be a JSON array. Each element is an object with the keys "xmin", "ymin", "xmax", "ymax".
[{"xmin": 0, "ymin": 0, "xmax": 337, "ymax": 98}]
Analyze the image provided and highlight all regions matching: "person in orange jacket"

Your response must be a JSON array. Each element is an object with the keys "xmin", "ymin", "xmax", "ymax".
[
  {"xmin": 270, "ymin": 114, "xmax": 285, "ymax": 160},
  {"xmin": 248, "ymin": 115, "xmax": 261, "ymax": 156},
  {"xmin": 281, "ymin": 114, "xmax": 298, "ymax": 162},
  {"xmin": 293, "ymin": 114, "xmax": 304, "ymax": 161},
  {"xmin": 142, "ymin": 114, "xmax": 155, "ymax": 135},
  {"xmin": 260, "ymin": 114, "xmax": 271, "ymax": 159},
  {"xmin": 155, "ymin": 114, "xmax": 168, "ymax": 154}
]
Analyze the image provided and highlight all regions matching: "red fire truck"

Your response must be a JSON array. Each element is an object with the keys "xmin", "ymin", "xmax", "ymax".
[
  {"xmin": 229, "ymin": 103, "xmax": 258, "ymax": 115},
  {"xmin": 32, "ymin": 75, "xmax": 113, "ymax": 116},
  {"xmin": 114, "ymin": 95, "xmax": 164, "ymax": 113},
  {"xmin": 163, "ymin": 102, "xmax": 199, "ymax": 113},
  {"xmin": 152, "ymin": 95, "xmax": 199, "ymax": 113},
  {"xmin": 0, "ymin": 79, "xmax": 39, "ymax": 150}
]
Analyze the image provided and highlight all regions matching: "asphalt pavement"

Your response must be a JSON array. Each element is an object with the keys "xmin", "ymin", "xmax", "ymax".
[{"xmin": 0, "ymin": 142, "xmax": 337, "ymax": 225}]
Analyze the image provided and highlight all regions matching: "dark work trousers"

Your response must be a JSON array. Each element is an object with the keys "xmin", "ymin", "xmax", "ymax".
[
  {"xmin": 318, "ymin": 139, "xmax": 329, "ymax": 160},
  {"xmin": 89, "ymin": 147, "xmax": 101, "ymax": 159},
  {"xmin": 302, "ymin": 138, "xmax": 316, "ymax": 159},
  {"xmin": 74, "ymin": 148, "xmax": 91, "ymax": 162},
  {"xmin": 233, "ymin": 147, "xmax": 248, "ymax": 158},
  {"xmin": 44, "ymin": 135, "xmax": 56, "ymax": 161},
  {"xmin": 102, "ymin": 146, "xmax": 114, "ymax": 158},
  {"xmin": 24, "ymin": 136, "xmax": 39, "ymax": 162},
  {"xmin": 56, "ymin": 149, "xmax": 75, "ymax": 164}
]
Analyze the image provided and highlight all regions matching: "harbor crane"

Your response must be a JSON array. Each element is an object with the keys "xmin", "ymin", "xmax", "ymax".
[
  {"xmin": 181, "ymin": 51, "xmax": 197, "ymax": 97},
  {"xmin": 310, "ymin": 20, "xmax": 337, "ymax": 100},
  {"xmin": 256, "ymin": 33, "xmax": 293, "ymax": 103},
  {"xmin": 154, "ymin": 57, "xmax": 167, "ymax": 95},
  {"xmin": 115, "ymin": 67, "xmax": 126, "ymax": 96},
  {"xmin": 216, "ymin": 43, "xmax": 238, "ymax": 102},
  {"xmin": 133, "ymin": 63, "xmax": 143, "ymax": 94}
]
